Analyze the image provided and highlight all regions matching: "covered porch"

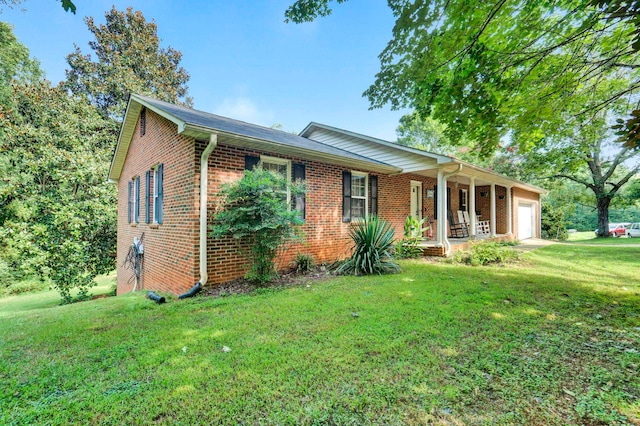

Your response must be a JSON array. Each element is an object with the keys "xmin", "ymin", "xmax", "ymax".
[{"xmin": 401, "ymin": 159, "xmax": 544, "ymax": 257}]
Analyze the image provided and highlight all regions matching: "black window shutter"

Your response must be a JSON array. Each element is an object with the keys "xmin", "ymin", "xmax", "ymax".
[
  {"xmin": 134, "ymin": 176, "xmax": 140, "ymax": 222},
  {"xmin": 459, "ymin": 189, "xmax": 463, "ymax": 212},
  {"xmin": 447, "ymin": 187, "xmax": 451, "ymax": 212},
  {"xmin": 293, "ymin": 163, "xmax": 306, "ymax": 219},
  {"xmin": 128, "ymin": 181, "xmax": 132, "ymax": 223},
  {"xmin": 369, "ymin": 175, "xmax": 378, "ymax": 216},
  {"xmin": 157, "ymin": 164, "xmax": 164, "ymax": 224},
  {"xmin": 244, "ymin": 155, "xmax": 260, "ymax": 170},
  {"xmin": 145, "ymin": 171, "xmax": 151, "ymax": 224},
  {"xmin": 342, "ymin": 171, "xmax": 352, "ymax": 223},
  {"xmin": 434, "ymin": 185, "xmax": 437, "ymax": 219}
]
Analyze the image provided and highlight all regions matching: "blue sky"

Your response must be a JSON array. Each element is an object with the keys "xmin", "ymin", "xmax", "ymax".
[{"xmin": 2, "ymin": 0, "xmax": 408, "ymax": 140}]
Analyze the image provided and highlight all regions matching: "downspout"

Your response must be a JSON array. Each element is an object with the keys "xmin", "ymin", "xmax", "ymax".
[
  {"xmin": 443, "ymin": 164, "xmax": 463, "ymax": 256},
  {"xmin": 199, "ymin": 133, "xmax": 218, "ymax": 287}
]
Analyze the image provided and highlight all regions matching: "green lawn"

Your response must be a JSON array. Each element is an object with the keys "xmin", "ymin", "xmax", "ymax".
[
  {"xmin": 567, "ymin": 231, "xmax": 640, "ymax": 245},
  {"xmin": 0, "ymin": 273, "xmax": 115, "ymax": 316},
  {"xmin": 1, "ymin": 246, "xmax": 638, "ymax": 425}
]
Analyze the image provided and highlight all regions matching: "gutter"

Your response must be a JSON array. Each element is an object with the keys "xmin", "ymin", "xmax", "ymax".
[
  {"xmin": 199, "ymin": 133, "xmax": 218, "ymax": 287},
  {"xmin": 443, "ymin": 164, "xmax": 463, "ymax": 256}
]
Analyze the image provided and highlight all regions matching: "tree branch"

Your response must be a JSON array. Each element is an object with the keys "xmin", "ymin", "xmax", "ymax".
[
  {"xmin": 608, "ymin": 164, "xmax": 640, "ymax": 194},
  {"xmin": 436, "ymin": 0, "xmax": 508, "ymax": 71},
  {"xmin": 602, "ymin": 145, "xmax": 630, "ymax": 182},
  {"xmin": 553, "ymin": 173, "xmax": 595, "ymax": 190}
]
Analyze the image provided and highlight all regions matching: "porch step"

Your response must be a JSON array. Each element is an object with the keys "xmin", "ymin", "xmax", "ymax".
[{"xmin": 421, "ymin": 246, "xmax": 446, "ymax": 257}]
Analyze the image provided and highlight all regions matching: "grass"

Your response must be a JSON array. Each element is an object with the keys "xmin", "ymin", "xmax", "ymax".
[
  {"xmin": 1, "ymin": 246, "xmax": 639, "ymax": 425},
  {"xmin": 0, "ymin": 273, "xmax": 115, "ymax": 316},
  {"xmin": 567, "ymin": 231, "xmax": 640, "ymax": 245}
]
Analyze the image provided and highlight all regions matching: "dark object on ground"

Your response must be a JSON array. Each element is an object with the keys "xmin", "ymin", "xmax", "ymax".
[
  {"xmin": 178, "ymin": 282, "xmax": 202, "ymax": 299},
  {"xmin": 147, "ymin": 291, "xmax": 165, "ymax": 304}
]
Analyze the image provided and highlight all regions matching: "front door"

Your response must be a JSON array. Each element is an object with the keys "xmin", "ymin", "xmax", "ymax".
[{"xmin": 410, "ymin": 181, "xmax": 423, "ymax": 220}]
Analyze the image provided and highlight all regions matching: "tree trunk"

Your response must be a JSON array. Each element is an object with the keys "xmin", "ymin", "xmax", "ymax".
[{"xmin": 595, "ymin": 195, "xmax": 611, "ymax": 238}]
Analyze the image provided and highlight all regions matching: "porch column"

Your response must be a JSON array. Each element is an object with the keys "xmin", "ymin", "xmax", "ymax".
[
  {"xmin": 506, "ymin": 186, "xmax": 512, "ymax": 235},
  {"xmin": 469, "ymin": 177, "xmax": 476, "ymax": 238},
  {"xmin": 436, "ymin": 168, "xmax": 445, "ymax": 246},
  {"xmin": 490, "ymin": 183, "xmax": 497, "ymax": 237}
]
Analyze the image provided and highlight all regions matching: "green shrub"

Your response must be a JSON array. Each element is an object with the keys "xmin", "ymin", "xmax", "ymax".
[
  {"xmin": 292, "ymin": 252, "xmax": 315, "ymax": 273},
  {"xmin": 337, "ymin": 216, "xmax": 400, "ymax": 276},
  {"xmin": 6, "ymin": 279, "xmax": 48, "ymax": 295},
  {"xmin": 542, "ymin": 202, "xmax": 569, "ymax": 241},
  {"xmin": 211, "ymin": 168, "xmax": 305, "ymax": 285},
  {"xmin": 452, "ymin": 241, "xmax": 520, "ymax": 266},
  {"xmin": 395, "ymin": 216, "xmax": 429, "ymax": 259},
  {"xmin": 0, "ymin": 259, "xmax": 14, "ymax": 290},
  {"xmin": 395, "ymin": 240, "xmax": 424, "ymax": 259}
]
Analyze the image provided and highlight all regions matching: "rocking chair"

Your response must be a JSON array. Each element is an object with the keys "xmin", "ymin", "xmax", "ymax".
[{"xmin": 448, "ymin": 210, "xmax": 469, "ymax": 238}]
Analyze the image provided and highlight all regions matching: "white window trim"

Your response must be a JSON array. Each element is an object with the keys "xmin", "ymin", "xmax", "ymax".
[
  {"xmin": 260, "ymin": 155, "xmax": 292, "ymax": 205},
  {"xmin": 351, "ymin": 171, "xmax": 368, "ymax": 220}
]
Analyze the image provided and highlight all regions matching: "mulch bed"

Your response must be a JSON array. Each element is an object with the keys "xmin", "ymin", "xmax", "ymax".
[{"xmin": 202, "ymin": 267, "xmax": 335, "ymax": 298}]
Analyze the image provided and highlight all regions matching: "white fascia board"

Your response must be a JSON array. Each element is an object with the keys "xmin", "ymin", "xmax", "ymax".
[{"xmin": 108, "ymin": 97, "xmax": 139, "ymax": 181}]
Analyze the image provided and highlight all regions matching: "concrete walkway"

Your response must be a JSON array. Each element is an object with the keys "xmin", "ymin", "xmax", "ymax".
[{"xmin": 514, "ymin": 238, "xmax": 556, "ymax": 252}]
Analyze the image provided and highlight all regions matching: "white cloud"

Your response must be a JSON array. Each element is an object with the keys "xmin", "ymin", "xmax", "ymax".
[{"xmin": 212, "ymin": 97, "xmax": 275, "ymax": 127}]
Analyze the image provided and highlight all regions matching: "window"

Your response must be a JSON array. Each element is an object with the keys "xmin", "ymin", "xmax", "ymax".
[
  {"xmin": 144, "ymin": 164, "xmax": 164, "ymax": 225},
  {"xmin": 153, "ymin": 164, "xmax": 163, "ymax": 223},
  {"xmin": 128, "ymin": 176, "xmax": 140, "ymax": 224},
  {"xmin": 351, "ymin": 172, "xmax": 368, "ymax": 219},
  {"xmin": 145, "ymin": 170, "xmax": 152, "ymax": 224},
  {"xmin": 342, "ymin": 171, "xmax": 373, "ymax": 222},
  {"xmin": 260, "ymin": 155, "xmax": 291, "ymax": 204},
  {"xmin": 244, "ymin": 155, "xmax": 305, "ymax": 218},
  {"xmin": 460, "ymin": 189, "xmax": 468, "ymax": 212},
  {"xmin": 140, "ymin": 107, "xmax": 146, "ymax": 136}
]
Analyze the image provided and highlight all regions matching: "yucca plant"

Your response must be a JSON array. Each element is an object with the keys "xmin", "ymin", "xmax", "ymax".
[{"xmin": 337, "ymin": 215, "xmax": 400, "ymax": 276}]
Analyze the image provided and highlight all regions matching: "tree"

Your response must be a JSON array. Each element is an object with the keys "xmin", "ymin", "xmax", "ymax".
[
  {"xmin": 285, "ymin": 0, "xmax": 640, "ymax": 154},
  {"xmin": 0, "ymin": 22, "xmax": 42, "ymax": 105},
  {"xmin": 65, "ymin": 6, "xmax": 192, "ymax": 120},
  {"xmin": 625, "ymin": 178, "xmax": 640, "ymax": 203},
  {"xmin": 0, "ymin": 82, "xmax": 117, "ymax": 303},
  {"xmin": 396, "ymin": 112, "xmax": 450, "ymax": 153},
  {"xmin": 497, "ymin": 104, "xmax": 639, "ymax": 237},
  {"xmin": 211, "ymin": 168, "xmax": 305, "ymax": 285},
  {"xmin": 395, "ymin": 111, "xmax": 488, "ymax": 164}
]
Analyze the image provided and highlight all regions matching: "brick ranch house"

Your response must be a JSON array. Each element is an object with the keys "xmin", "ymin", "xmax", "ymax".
[{"xmin": 109, "ymin": 94, "xmax": 546, "ymax": 296}]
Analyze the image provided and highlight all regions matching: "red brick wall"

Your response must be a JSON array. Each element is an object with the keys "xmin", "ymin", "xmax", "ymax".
[
  {"xmin": 116, "ymin": 110, "xmax": 198, "ymax": 295},
  {"xmin": 201, "ymin": 143, "xmax": 399, "ymax": 284}
]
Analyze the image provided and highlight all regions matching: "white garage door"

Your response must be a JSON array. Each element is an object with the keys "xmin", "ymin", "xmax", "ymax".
[{"xmin": 518, "ymin": 203, "xmax": 534, "ymax": 240}]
